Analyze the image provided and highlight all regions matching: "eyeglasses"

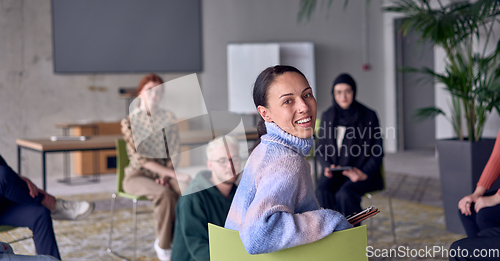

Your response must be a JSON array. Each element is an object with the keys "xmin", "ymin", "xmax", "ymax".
[{"xmin": 210, "ymin": 156, "xmax": 242, "ymax": 166}]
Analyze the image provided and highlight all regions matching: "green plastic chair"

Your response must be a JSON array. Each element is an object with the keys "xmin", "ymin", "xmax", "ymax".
[
  {"xmin": 209, "ymin": 224, "xmax": 368, "ymax": 261},
  {"xmin": 307, "ymin": 119, "xmax": 321, "ymax": 186},
  {"xmin": 107, "ymin": 139, "xmax": 149, "ymax": 261},
  {"xmin": 0, "ymin": 225, "xmax": 32, "ymax": 244}
]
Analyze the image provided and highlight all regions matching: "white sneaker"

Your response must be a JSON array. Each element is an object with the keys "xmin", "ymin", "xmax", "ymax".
[
  {"xmin": 51, "ymin": 199, "xmax": 95, "ymax": 220},
  {"xmin": 154, "ymin": 239, "xmax": 172, "ymax": 261}
]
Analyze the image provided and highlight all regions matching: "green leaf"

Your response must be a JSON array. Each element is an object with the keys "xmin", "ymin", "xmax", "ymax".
[{"xmin": 413, "ymin": 107, "xmax": 446, "ymax": 122}]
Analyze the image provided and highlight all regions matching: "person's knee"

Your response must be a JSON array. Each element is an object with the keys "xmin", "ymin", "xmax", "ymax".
[
  {"xmin": 315, "ymin": 179, "xmax": 330, "ymax": 191},
  {"xmin": 315, "ymin": 184, "xmax": 329, "ymax": 197},
  {"xmin": 449, "ymin": 239, "xmax": 465, "ymax": 255},
  {"xmin": 157, "ymin": 187, "xmax": 177, "ymax": 205},
  {"xmin": 450, "ymin": 239, "xmax": 461, "ymax": 249},
  {"xmin": 0, "ymin": 166, "xmax": 13, "ymax": 183},
  {"xmin": 457, "ymin": 208, "xmax": 469, "ymax": 222},
  {"xmin": 476, "ymin": 208, "xmax": 499, "ymax": 229},
  {"xmin": 29, "ymin": 205, "xmax": 53, "ymax": 228},
  {"xmin": 335, "ymin": 186, "xmax": 357, "ymax": 202}
]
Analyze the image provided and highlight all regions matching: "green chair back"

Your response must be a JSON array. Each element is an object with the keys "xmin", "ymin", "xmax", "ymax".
[
  {"xmin": 209, "ymin": 224, "xmax": 368, "ymax": 261},
  {"xmin": 0, "ymin": 225, "xmax": 33, "ymax": 244},
  {"xmin": 306, "ymin": 119, "xmax": 322, "ymax": 161},
  {"xmin": 314, "ymin": 118, "xmax": 321, "ymax": 137},
  {"xmin": 115, "ymin": 139, "xmax": 147, "ymax": 200},
  {"xmin": 116, "ymin": 139, "xmax": 129, "ymax": 194},
  {"xmin": 0, "ymin": 225, "xmax": 16, "ymax": 233},
  {"xmin": 309, "ymin": 118, "xmax": 322, "ymax": 184}
]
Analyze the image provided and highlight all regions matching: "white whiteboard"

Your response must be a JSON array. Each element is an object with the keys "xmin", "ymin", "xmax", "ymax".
[
  {"xmin": 279, "ymin": 42, "xmax": 316, "ymax": 97},
  {"xmin": 227, "ymin": 42, "xmax": 315, "ymax": 114},
  {"xmin": 228, "ymin": 43, "xmax": 280, "ymax": 114}
]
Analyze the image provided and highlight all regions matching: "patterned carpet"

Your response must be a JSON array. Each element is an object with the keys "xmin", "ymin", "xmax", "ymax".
[{"xmin": 1, "ymin": 171, "xmax": 465, "ymax": 261}]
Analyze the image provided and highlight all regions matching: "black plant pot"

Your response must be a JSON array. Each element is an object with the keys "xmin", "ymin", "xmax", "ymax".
[{"xmin": 437, "ymin": 138, "xmax": 499, "ymax": 234}]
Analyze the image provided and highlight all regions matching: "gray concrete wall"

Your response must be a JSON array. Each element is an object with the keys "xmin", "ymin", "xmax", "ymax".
[
  {"xmin": 201, "ymin": 0, "xmax": 386, "ymax": 114},
  {"xmin": 0, "ymin": 0, "xmax": 389, "ymax": 184},
  {"xmin": 0, "ymin": 0, "xmax": 185, "ymax": 183},
  {"xmin": 201, "ymin": 0, "xmax": 390, "ymax": 146}
]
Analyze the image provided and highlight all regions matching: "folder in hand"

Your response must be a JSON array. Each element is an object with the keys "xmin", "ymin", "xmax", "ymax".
[{"xmin": 346, "ymin": 206, "xmax": 380, "ymax": 225}]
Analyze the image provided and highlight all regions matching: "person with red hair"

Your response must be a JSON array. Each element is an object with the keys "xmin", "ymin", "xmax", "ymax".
[{"xmin": 121, "ymin": 73, "xmax": 190, "ymax": 261}]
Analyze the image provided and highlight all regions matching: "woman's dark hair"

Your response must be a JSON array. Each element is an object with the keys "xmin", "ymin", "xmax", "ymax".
[
  {"xmin": 136, "ymin": 73, "xmax": 164, "ymax": 94},
  {"xmin": 251, "ymin": 65, "xmax": 307, "ymax": 151}
]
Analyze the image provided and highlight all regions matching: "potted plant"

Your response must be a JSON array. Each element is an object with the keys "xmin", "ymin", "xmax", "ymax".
[
  {"xmin": 298, "ymin": 0, "xmax": 500, "ymax": 234},
  {"xmin": 385, "ymin": 0, "xmax": 500, "ymax": 234}
]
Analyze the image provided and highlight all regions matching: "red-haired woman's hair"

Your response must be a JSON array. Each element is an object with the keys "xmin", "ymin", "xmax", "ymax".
[{"xmin": 136, "ymin": 73, "xmax": 164, "ymax": 94}]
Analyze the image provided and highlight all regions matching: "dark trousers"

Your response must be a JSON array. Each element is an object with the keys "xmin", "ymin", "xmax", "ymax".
[
  {"xmin": 315, "ymin": 173, "xmax": 377, "ymax": 216},
  {"xmin": 458, "ymin": 192, "xmax": 500, "ymax": 237},
  {"xmin": 449, "ymin": 227, "xmax": 500, "ymax": 261},
  {"xmin": 0, "ymin": 164, "xmax": 61, "ymax": 260}
]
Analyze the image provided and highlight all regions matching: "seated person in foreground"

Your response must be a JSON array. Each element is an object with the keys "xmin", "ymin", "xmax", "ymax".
[
  {"xmin": 315, "ymin": 73, "xmax": 384, "ymax": 217},
  {"xmin": 457, "ymin": 129, "xmax": 500, "ymax": 237},
  {"xmin": 225, "ymin": 66, "xmax": 352, "ymax": 255},
  {"xmin": 448, "ymin": 227, "xmax": 500, "ymax": 261},
  {"xmin": 171, "ymin": 136, "xmax": 240, "ymax": 261},
  {"xmin": 448, "ymin": 129, "xmax": 500, "ymax": 260},
  {"xmin": 0, "ymin": 155, "xmax": 94, "ymax": 260}
]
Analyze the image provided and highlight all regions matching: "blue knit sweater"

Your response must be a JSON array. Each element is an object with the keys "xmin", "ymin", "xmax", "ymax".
[{"xmin": 224, "ymin": 122, "xmax": 352, "ymax": 254}]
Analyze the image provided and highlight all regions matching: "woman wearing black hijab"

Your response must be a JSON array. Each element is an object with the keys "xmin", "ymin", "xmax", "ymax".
[{"xmin": 315, "ymin": 73, "xmax": 384, "ymax": 218}]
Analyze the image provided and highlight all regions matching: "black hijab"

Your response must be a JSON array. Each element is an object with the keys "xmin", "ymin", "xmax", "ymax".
[
  {"xmin": 318, "ymin": 73, "xmax": 379, "ymax": 170},
  {"xmin": 331, "ymin": 73, "xmax": 361, "ymax": 127},
  {"xmin": 316, "ymin": 74, "xmax": 383, "ymax": 191}
]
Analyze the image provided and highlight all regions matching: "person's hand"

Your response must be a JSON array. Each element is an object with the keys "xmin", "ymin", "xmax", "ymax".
[
  {"xmin": 458, "ymin": 187, "xmax": 487, "ymax": 216},
  {"xmin": 475, "ymin": 193, "xmax": 500, "ymax": 213},
  {"xmin": 40, "ymin": 190, "xmax": 56, "ymax": 211},
  {"xmin": 20, "ymin": 176, "xmax": 39, "ymax": 198},
  {"xmin": 155, "ymin": 175, "xmax": 172, "ymax": 189},
  {"xmin": 342, "ymin": 167, "xmax": 368, "ymax": 183},
  {"xmin": 458, "ymin": 194, "xmax": 480, "ymax": 216},
  {"xmin": 324, "ymin": 164, "xmax": 335, "ymax": 178}
]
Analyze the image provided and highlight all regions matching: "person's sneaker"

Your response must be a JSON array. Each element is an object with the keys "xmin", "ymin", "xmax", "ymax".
[
  {"xmin": 154, "ymin": 239, "xmax": 172, "ymax": 261},
  {"xmin": 51, "ymin": 199, "xmax": 95, "ymax": 221}
]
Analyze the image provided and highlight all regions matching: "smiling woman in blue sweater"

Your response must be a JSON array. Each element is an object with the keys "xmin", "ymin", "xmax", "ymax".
[{"xmin": 225, "ymin": 65, "xmax": 352, "ymax": 255}]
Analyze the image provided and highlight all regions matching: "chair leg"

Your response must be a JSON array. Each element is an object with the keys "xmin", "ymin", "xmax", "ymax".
[
  {"xmin": 133, "ymin": 199, "xmax": 137, "ymax": 261},
  {"xmin": 369, "ymin": 194, "xmax": 398, "ymax": 261},
  {"xmin": 6, "ymin": 235, "xmax": 33, "ymax": 244},
  {"xmin": 388, "ymin": 196, "xmax": 398, "ymax": 246},
  {"xmin": 107, "ymin": 193, "xmax": 117, "ymax": 253},
  {"xmin": 366, "ymin": 193, "xmax": 374, "ymax": 240}
]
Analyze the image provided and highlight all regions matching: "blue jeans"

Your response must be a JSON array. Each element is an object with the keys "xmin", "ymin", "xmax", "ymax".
[{"xmin": 0, "ymin": 157, "xmax": 60, "ymax": 260}]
